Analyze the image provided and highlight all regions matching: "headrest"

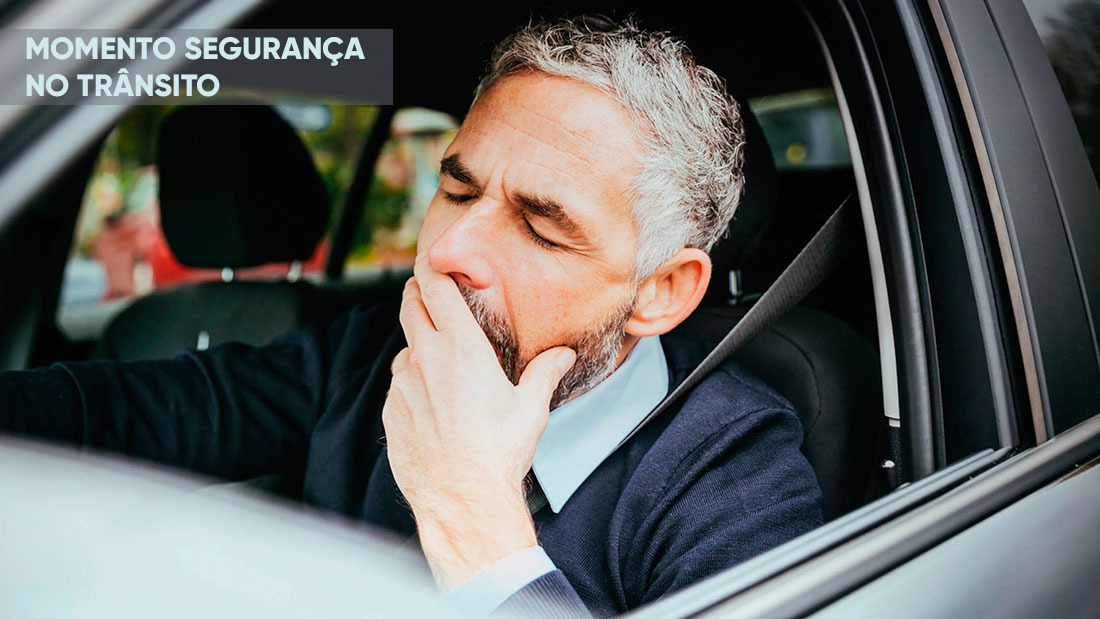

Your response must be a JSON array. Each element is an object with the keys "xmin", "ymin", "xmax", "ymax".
[
  {"xmin": 703, "ymin": 96, "xmax": 778, "ymax": 304},
  {"xmin": 156, "ymin": 105, "xmax": 330, "ymax": 269}
]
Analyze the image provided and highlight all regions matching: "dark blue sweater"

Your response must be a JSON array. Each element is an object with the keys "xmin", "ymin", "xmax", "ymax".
[{"xmin": 0, "ymin": 294, "xmax": 823, "ymax": 616}]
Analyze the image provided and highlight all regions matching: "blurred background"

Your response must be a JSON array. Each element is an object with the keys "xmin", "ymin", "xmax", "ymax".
[
  {"xmin": 59, "ymin": 90, "xmax": 855, "ymax": 316},
  {"xmin": 58, "ymin": 0, "xmax": 1100, "ymax": 327},
  {"xmin": 63, "ymin": 103, "xmax": 458, "ymax": 304}
]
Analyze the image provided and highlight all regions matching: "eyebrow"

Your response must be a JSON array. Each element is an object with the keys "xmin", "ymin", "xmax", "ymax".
[
  {"xmin": 439, "ymin": 154, "xmax": 480, "ymax": 187},
  {"xmin": 439, "ymin": 153, "xmax": 592, "ymax": 247},
  {"xmin": 513, "ymin": 192, "xmax": 590, "ymax": 246}
]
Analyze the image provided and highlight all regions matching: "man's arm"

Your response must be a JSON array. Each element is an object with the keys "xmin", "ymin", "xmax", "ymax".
[{"xmin": 0, "ymin": 297, "xmax": 396, "ymax": 479}]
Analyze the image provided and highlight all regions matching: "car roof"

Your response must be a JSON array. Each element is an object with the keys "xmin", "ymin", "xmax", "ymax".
[{"xmin": 239, "ymin": 2, "xmax": 831, "ymax": 118}]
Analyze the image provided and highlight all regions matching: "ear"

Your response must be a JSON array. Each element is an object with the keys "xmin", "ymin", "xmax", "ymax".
[{"xmin": 625, "ymin": 248, "xmax": 711, "ymax": 337}]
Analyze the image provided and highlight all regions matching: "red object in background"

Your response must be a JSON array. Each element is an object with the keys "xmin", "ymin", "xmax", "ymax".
[
  {"xmin": 94, "ymin": 204, "xmax": 330, "ymax": 299},
  {"xmin": 91, "ymin": 211, "xmax": 158, "ymax": 300},
  {"xmin": 146, "ymin": 228, "xmax": 329, "ymax": 289}
]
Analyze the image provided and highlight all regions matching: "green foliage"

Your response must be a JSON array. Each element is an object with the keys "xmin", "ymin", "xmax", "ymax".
[{"xmin": 349, "ymin": 178, "xmax": 409, "ymax": 260}]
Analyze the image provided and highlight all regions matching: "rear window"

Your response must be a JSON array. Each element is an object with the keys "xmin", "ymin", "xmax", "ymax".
[
  {"xmin": 60, "ymin": 102, "xmax": 377, "ymax": 308},
  {"xmin": 749, "ymin": 88, "xmax": 851, "ymax": 171}
]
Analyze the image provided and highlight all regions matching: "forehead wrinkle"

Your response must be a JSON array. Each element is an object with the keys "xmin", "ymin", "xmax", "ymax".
[
  {"xmin": 472, "ymin": 88, "xmax": 631, "ymax": 172},
  {"xmin": 522, "ymin": 101, "xmax": 639, "ymax": 162},
  {"xmin": 494, "ymin": 113, "xmax": 594, "ymax": 169},
  {"xmin": 454, "ymin": 122, "xmax": 601, "ymax": 205},
  {"xmin": 488, "ymin": 72, "xmax": 640, "ymax": 155},
  {"xmin": 460, "ymin": 96, "xmax": 637, "ymax": 201}
]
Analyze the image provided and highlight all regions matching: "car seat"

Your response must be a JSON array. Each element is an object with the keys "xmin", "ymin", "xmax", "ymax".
[
  {"xmin": 95, "ymin": 105, "xmax": 349, "ymax": 361},
  {"xmin": 671, "ymin": 97, "xmax": 883, "ymax": 521}
]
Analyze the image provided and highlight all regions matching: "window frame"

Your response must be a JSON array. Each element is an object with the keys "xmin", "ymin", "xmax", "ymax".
[
  {"xmin": 808, "ymin": 0, "xmax": 942, "ymax": 482},
  {"xmin": 866, "ymin": 0, "xmax": 1026, "ymax": 462},
  {"xmin": 928, "ymin": 0, "xmax": 1100, "ymax": 439}
]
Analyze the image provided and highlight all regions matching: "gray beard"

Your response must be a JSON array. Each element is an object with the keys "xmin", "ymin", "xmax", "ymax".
[{"xmin": 457, "ymin": 283, "xmax": 636, "ymax": 409}]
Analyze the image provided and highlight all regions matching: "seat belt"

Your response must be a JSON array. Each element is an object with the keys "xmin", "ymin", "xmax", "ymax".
[{"xmin": 614, "ymin": 193, "xmax": 858, "ymax": 451}]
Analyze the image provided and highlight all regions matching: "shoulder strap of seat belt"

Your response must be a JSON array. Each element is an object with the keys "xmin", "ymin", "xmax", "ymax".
[{"xmin": 615, "ymin": 193, "xmax": 858, "ymax": 450}]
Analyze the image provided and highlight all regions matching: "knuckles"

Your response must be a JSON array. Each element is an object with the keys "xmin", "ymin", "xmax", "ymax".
[
  {"xmin": 407, "ymin": 348, "xmax": 424, "ymax": 371},
  {"xmin": 390, "ymin": 347, "xmax": 410, "ymax": 374},
  {"xmin": 391, "ymin": 346, "xmax": 426, "ymax": 374},
  {"xmin": 420, "ymin": 279, "xmax": 453, "ymax": 302}
]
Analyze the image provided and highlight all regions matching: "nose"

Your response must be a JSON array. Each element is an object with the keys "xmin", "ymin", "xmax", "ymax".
[{"xmin": 427, "ymin": 200, "xmax": 497, "ymax": 290}]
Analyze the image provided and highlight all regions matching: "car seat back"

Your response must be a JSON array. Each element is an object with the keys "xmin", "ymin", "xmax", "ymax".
[
  {"xmin": 97, "ymin": 105, "xmax": 342, "ymax": 361},
  {"xmin": 672, "ymin": 305, "xmax": 881, "ymax": 521},
  {"xmin": 692, "ymin": 96, "xmax": 882, "ymax": 520}
]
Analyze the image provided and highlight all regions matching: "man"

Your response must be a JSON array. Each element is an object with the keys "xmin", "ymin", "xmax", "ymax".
[{"xmin": 0, "ymin": 16, "xmax": 822, "ymax": 617}]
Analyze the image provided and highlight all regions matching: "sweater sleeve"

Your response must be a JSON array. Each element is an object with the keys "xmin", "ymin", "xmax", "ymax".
[
  {"xmin": 0, "ymin": 297, "xmax": 396, "ymax": 480},
  {"xmin": 616, "ymin": 405, "xmax": 824, "ymax": 608}
]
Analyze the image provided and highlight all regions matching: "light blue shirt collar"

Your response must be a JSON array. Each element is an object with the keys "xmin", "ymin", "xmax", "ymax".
[{"xmin": 531, "ymin": 335, "xmax": 669, "ymax": 513}]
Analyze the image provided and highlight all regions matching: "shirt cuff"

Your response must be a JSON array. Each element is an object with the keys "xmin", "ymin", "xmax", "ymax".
[{"xmin": 439, "ymin": 545, "xmax": 557, "ymax": 617}]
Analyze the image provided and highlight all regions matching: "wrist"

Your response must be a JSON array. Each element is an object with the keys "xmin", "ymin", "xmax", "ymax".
[{"xmin": 412, "ymin": 484, "xmax": 537, "ymax": 591}]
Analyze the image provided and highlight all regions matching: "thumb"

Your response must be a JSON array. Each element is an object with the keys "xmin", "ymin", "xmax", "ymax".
[{"xmin": 518, "ymin": 346, "xmax": 576, "ymax": 402}]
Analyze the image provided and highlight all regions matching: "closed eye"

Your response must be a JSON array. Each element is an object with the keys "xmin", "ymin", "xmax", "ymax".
[
  {"xmin": 522, "ymin": 217, "xmax": 561, "ymax": 250},
  {"xmin": 442, "ymin": 190, "xmax": 562, "ymax": 250},
  {"xmin": 442, "ymin": 191, "xmax": 477, "ymax": 205}
]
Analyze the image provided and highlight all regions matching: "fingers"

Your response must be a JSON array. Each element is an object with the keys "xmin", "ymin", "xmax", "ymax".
[
  {"xmin": 517, "ymin": 346, "xmax": 576, "ymax": 405},
  {"xmin": 399, "ymin": 276, "xmax": 434, "ymax": 349},
  {"xmin": 412, "ymin": 252, "xmax": 480, "ymax": 335}
]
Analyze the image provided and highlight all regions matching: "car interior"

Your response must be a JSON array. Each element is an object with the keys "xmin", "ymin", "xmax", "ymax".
[{"xmin": 2, "ymin": 2, "xmax": 890, "ymax": 526}]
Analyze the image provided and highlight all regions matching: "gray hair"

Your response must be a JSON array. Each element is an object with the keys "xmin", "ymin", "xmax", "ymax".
[{"xmin": 472, "ymin": 15, "xmax": 746, "ymax": 283}]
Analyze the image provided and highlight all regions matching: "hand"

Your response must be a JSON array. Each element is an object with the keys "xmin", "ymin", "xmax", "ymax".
[{"xmin": 382, "ymin": 253, "xmax": 576, "ymax": 589}]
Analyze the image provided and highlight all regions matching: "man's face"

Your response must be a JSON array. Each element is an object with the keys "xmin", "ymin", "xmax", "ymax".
[{"xmin": 417, "ymin": 71, "xmax": 644, "ymax": 408}]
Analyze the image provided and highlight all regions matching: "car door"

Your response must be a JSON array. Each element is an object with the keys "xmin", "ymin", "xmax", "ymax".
[{"xmin": 809, "ymin": 0, "xmax": 1100, "ymax": 614}]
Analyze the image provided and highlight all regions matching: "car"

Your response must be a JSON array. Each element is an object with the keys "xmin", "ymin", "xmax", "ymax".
[{"xmin": 0, "ymin": 0, "xmax": 1098, "ymax": 617}]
